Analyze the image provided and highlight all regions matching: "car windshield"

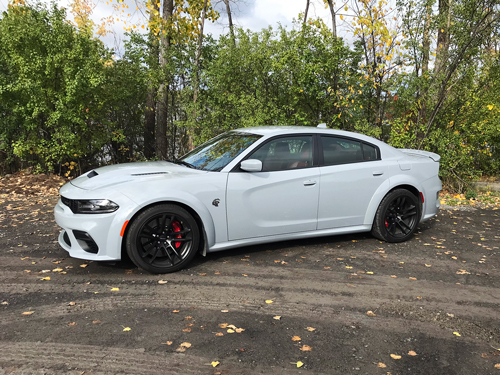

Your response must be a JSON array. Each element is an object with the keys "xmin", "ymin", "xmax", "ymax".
[{"xmin": 179, "ymin": 131, "xmax": 262, "ymax": 171}]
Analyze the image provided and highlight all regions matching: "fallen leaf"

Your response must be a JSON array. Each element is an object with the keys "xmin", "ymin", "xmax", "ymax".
[
  {"xmin": 221, "ymin": 309, "xmax": 229, "ymax": 313},
  {"xmin": 158, "ymin": 280, "xmax": 168, "ymax": 284},
  {"xmin": 235, "ymin": 328, "xmax": 245, "ymax": 333},
  {"xmin": 265, "ymin": 300, "xmax": 273, "ymax": 304},
  {"xmin": 52, "ymin": 268, "xmax": 63, "ymax": 272},
  {"xmin": 242, "ymin": 274, "xmax": 248, "ymax": 276},
  {"xmin": 453, "ymin": 331, "xmax": 461, "ymax": 337},
  {"xmin": 391, "ymin": 275, "xmax": 397, "ymax": 278},
  {"xmin": 377, "ymin": 362, "xmax": 387, "ymax": 368},
  {"xmin": 425, "ymin": 264, "xmax": 432, "ymax": 267},
  {"xmin": 300, "ymin": 345, "xmax": 312, "ymax": 351},
  {"xmin": 1, "ymin": 301, "xmax": 8, "ymax": 305},
  {"xmin": 366, "ymin": 311, "xmax": 377, "ymax": 317},
  {"xmin": 199, "ymin": 273, "xmax": 207, "ymax": 276},
  {"xmin": 123, "ymin": 327, "xmax": 131, "ymax": 331},
  {"xmin": 211, "ymin": 361, "xmax": 220, "ymax": 367},
  {"xmin": 296, "ymin": 361, "xmax": 304, "ymax": 368},
  {"xmin": 366, "ymin": 271, "xmax": 374, "ymax": 274},
  {"xmin": 345, "ymin": 266, "xmax": 353, "ymax": 269},
  {"xmin": 22, "ymin": 311, "xmax": 34, "ymax": 316},
  {"xmin": 408, "ymin": 351, "xmax": 417, "ymax": 356},
  {"xmin": 273, "ymin": 316, "xmax": 281, "ymax": 320},
  {"xmin": 390, "ymin": 354, "xmax": 401, "ymax": 359},
  {"xmin": 172, "ymin": 310, "xmax": 179, "ymax": 313},
  {"xmin": 165, "ymin": 341, "xmax": 173, "ymax": 345},
  {"xmin": 291, "ymin": 336, "xmax": 301, "ymax": 341},
  {"xmin": 182, "ymin": 328, "xmax": 192, "ymax": 332},
  {"xmin": 68, "ymin": 302, "xmax": 76, "ymax": 306},
  {"xmin": 409, "ymin": 277, "xmax": 417, "ymax": 280},
  {"xmin": 80, "ymin": 264, "xmax": 88, "ymax": 268},
  {"xmin": 110, "ymin": 287, "xmax": 119, "ymax": 291},
  {"xmin": 180, "ymin": 342, "xmax": 191, "ymax": 348},
  {"xmin": 40, "ymin": 276, "xmax": 50, "ymax": 281},
  {"xmin": 494, "ymin": 363, "xmax": 500, "ymax": 369},
  {"xmin": 227, "ymin": 329, "xmax": 235, "ymax": 333},
  {"xmin": 185, "ymin": 316, "xmax": 193, "ymax": 320},
  {"xmin": 92, "ymin": 320, "xmax": 101, "ymax": 324},
  {"xmin": 219, "ymin": 323, "xmax": 228, "ymax": 328},
  {"xmin": 68, "ymin": 322, "xmax": 76, "ymax": 326},
  {"xmin": 306, "ymin": 327, "xmax": 316, "ymax": 332},
  {"xmin": 215, "ymin": 332, "xmax": 223, "ymax": 336}
]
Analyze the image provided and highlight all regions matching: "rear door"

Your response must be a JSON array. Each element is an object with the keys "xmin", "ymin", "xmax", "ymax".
[{"xmin": 317, "ymin": 135, "xmax": 388, "ymax": 229}]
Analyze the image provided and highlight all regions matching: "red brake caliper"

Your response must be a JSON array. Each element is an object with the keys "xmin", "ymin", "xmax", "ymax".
[
  {"xmin": 385, "ymin": 219, "xmax": 389, "ymax": 228},
  {"xmin": 172, "ymin": 221, "xmax": 182, "ymax": 248}
]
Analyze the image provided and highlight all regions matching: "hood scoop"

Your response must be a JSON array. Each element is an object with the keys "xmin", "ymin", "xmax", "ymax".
[{"xmin": 131, "ymin": 171, "xmax": 170, "ymax": 176}]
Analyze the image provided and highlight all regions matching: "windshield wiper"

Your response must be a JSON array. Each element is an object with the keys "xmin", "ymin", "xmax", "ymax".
[{"xmin": 173, "ymin": 159, "xmax": 199, "ymax": 169}]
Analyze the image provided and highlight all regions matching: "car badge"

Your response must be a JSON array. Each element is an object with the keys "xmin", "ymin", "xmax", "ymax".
[{"xmin": 212, "ymin": 199, "xmax": 220, "ymax": 207}]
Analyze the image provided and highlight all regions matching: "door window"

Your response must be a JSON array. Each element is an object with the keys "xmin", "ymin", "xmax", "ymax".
[
  {"xmin": 321, "ymin": 136, "xmax": 379, "ymax": 166},
  {"xmin": 248, "ymin": 136, "xmax": 313, "ymax": 172}
]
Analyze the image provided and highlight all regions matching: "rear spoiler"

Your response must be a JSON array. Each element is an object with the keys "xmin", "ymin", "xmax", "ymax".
[{"xmin": 399, "ymin": 149, "xmax": 441, "ymax": 162}]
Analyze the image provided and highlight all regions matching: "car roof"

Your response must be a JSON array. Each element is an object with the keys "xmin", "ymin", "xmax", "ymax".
[{"xmin": 233, "ymin": 126, "xmax": 387, "ymax": 146}]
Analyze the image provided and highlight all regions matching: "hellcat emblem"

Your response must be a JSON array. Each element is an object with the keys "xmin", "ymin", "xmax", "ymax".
[{"xmin": 212, "ymin": 199, "xmax": 220, "ymax": 207}]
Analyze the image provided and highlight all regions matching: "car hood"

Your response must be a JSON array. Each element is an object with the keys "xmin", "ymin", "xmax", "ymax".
[{"xmin": 69, "ymin": 161, "xmax": 206, "ymax": 191}]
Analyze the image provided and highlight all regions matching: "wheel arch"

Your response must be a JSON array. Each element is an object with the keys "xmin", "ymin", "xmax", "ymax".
[
  {"xmin": 364, "ymin": 181, "xmax": 423, "ymax": 227},
  {"xmin": 120, "ymin": 200, "xmax": 213, "ymax": 260}
]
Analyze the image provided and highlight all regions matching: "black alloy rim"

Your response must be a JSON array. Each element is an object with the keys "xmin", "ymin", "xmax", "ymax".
[
  {"xmin": 137, "ymin": 213, "xmax": 193, "ymax": 267},
  {"xmin": 384, "ymin": 196, "xmax": 418, "ymax": 238}
]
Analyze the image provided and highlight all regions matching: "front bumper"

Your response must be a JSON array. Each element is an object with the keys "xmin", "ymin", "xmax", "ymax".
[{"xmin": 54, "ymin": 193, "xmax": 136, "ymax": 261}]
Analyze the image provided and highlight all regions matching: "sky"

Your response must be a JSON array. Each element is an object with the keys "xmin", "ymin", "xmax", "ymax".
[{"xmin": 0, "ymin": 0, "xmax": 346, "ymax": 54}]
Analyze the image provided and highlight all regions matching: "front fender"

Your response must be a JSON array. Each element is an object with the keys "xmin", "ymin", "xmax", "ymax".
[{"xmin": 120, "ymin": 190, "xmax": 217, "ymax": 249}]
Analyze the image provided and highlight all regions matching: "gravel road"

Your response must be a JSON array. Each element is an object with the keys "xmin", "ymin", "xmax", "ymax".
[{"xmin": 1, "ymin": 197, "xmax": 499, "ymax": 374}]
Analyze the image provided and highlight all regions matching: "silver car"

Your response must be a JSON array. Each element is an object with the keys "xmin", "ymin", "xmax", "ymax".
[{"xmin": 54, "ymin": 125, "xmax": 442, "ymax": 273}]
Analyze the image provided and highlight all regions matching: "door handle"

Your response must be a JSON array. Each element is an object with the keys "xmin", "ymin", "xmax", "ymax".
[
  {"xmin": 372, "ymin": 171, "xmax": 384, "ymax": 176},
  {"xmin": 303, "ymin": 180, "xmax": 317, "ymax": 186}
]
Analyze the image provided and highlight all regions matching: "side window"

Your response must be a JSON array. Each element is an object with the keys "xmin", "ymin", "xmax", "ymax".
[
  {"xmin": 321, "ymin": 136, "xmax": 378, "ymax": 166},
  {"xmin": 248, "ymin": 136, "xmax": 313, "ymax": 172}
]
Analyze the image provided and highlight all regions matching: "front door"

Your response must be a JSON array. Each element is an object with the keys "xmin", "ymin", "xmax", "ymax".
[{"xmin": 226, "ymin": 135, "xmax": 320, "ymax": 241}]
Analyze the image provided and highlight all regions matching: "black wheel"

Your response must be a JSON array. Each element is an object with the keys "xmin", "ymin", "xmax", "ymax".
[
  {"xmin": 125, "ymin": 204, "xmax": 200, "ymax": 274},
  {"xmin": 371, "ymin": 189, "xmax": 421, "ymax": 243}
]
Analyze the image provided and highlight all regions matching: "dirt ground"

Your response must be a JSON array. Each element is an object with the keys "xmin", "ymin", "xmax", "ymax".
[{"xmin": 0, "ymin": 193, "xmax": 499, "ymax": 375}]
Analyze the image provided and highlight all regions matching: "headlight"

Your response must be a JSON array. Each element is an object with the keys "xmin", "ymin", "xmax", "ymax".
[{"xmin": 61, "ymin": 197, "xmax": 119, "ymax": 214}]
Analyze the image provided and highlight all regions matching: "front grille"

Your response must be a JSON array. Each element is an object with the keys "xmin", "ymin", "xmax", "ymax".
[
  {"xmin": 61, "ymin": 196, "xmax": 78, "ymax": 213},
  {"xmin": 73, "ymin": 230, "xmax": 99, "ymax": 254}
]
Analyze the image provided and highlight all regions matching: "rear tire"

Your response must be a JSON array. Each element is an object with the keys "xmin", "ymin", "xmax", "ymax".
[
  {"xmin": 371, "ymin": 189, "xmax": 421, "ymax": 243},
  {"xmin": 126, "ymin": 204, "xmax": 199, "ymax": 274}
]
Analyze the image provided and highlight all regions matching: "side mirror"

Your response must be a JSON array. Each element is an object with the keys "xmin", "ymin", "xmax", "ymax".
[{"xmin": 240, "ymin": 159, "xmax": 262, "ymax": 172}]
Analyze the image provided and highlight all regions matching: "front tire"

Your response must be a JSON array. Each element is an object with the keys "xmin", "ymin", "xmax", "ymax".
[
  {"xmin": 371, "ymin": 189, "xmax": 421, "ymax": 243},
  {"xmin": 126, "ymin": 204, "xmax": 200, "ymax": 274}
]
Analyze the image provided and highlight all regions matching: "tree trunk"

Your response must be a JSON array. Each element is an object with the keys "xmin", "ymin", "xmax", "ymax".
[
  {"xmin": 144, "ymin": 0, "xmax": 159, "ymax": 159},
  {"xmin": 326, "ymin": 0, "xmax": 337, "ymax": 38},
  {"xmin": 193, "ymin": 0, "xmax": 207, "ymax": 104},
  {"xmin": 421, "ymin": 3, "xmax": 432, "ymax": 74},
  {"xmin": 434, "ymin": 0, "xmax": 453, "ymax": 74},
  {"xmin": 303, "ymin": 0, "xmax": 310, "ymax": 24},
  {"xmin": 223, "ymin": 0, "xmax": 235, "ymax": 45},
  {"xmin": 156, "ymin": 0, "xmax": 173, "ymax": 160}
]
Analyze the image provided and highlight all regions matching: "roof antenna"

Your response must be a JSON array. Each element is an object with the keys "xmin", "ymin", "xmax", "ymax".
[{"xmin": 317, "ymin": 123, "xmax": 327, "ymax": 128}]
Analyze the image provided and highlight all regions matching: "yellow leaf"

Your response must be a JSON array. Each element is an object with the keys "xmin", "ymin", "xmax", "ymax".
[
  {"xmin": 300, "ymin": 345, "xmax": 312, "ymax": 351},
  {"xmin": 123, "ymin": 327, "xmax": 131, "ymax": 331},
  {"xmin": 273, "ymin": 316, "xmax": 281, "ymax": 320},
  {"xmin": 235, "ymin": 328, "xmax": 245, "ymax": 333},
  {"xmin": 366, "ymin": 271, "xmax": 373, "ymax": 274},
  {"xmin": 68, "ymin": 302, "xmax": 76, "ymax": 306},
  {"xmin": 378, "ymin": 362, "xmax": 387, "ymax": 368},
  {"xmin": 390, "ymin": 354, "xmax": 401, "ymax": 359},
  {"xmin": 306, "ymin": 327, "xmax": 316, "ymax": 331},
  {"xmin": 180, "ymin": 342, "xmax": 191, "ymax": 348},
  {"xmin": 68, "ymin": 322, "xmax": 76, "ymax": 326},
  {"xmin": 340, "ymin": 15, "xmax": 343, "ymax": 20},
  {"xmin": 408, "ymin": 350, "xmax": 417, "ymax": 356},
  {"xmin": 453, "ymin": 331, "xmax": 461, "ymax": 336},
  {"xmin": 292, "ymin": 336, "xmax": 301, "ymax": 341},
  {"xmin": 487, "ymin": 105, "xmax": 493, "ymax": 110},
  {"xmin": 494, "ymin": 363, "xmax": 500, "ymax": 369},
  {"xmin": 110, "ymin": 288, "xmax": 119, "ymax": 291},
  {"xmin": 265, "ymin": 300, "xmax": 273, "ymax": 304},
  {"xmin": 80, "ymin": 264, "xmax": 88, "ymax": 268},
  {"xmin": 296, "ymin": 361, "xmax": 304, "ymax": 368},
  {"xmin": 345, "ymin": 266, "xmax": 353, "ymax": 269},
  {"xmin": 366, "ymin": 311, "xmax": 377, "ymax": 317},
  {"xmin": 158, "ymin": 280, "xmax": 168, "ymax": 284},
  {"xmin": 52, "ymin": 268, "xmax": 63, "ymax": 272},
  {"xmin": 219, "ymin": 323, "xmax": 228, "ymax": 328},
  {"xmin": 22, "ymin": 311, "xmax": 34, "ymax": 316},
  {"xmin": 227, "ymin": 329, "xmax": 235, "ymax": 333},
  {"xmin": 211, "ymin": 361, "xmax": 220, "ymax": 367},
  {"xmin": 40, "ymin": 277, "xmax": 50, "ymax": 281}
]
